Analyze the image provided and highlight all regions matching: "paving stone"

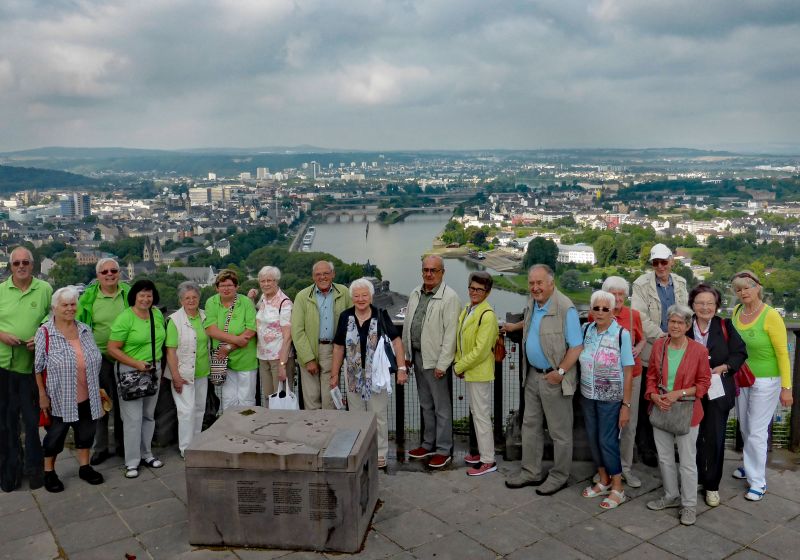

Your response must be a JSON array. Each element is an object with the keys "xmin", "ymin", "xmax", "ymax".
[
  {"xmin": 384, "ymin": 553, "xmax": 416, "ymax": 560},
  {"xmin": 786, "ymin": 513, "xmax": 800, "ymax": 533},
  {"xmin": 554, "ymin": 518, "xmax": 641, "ymax": 560},
  {"xmin": 103, "ymin": 476, "xmax": 176, "ymax": 509},
  {"xmin": 234, "ymin": 549, "xmax": 293, "ymax": 559},
  {"xmin": 0, "ymin": 530, "xmax": 59, "ymax": 560},
  {"xmin": 373, "ymin": 508, "xmax": 457, "ymax": 550},
  {"xmin": 724, "ymin": 550, "xmax": 777, "ymax": 560},
  {"xmin": 409, "ymin": 530, "xmax": 497, "ymax": 560},
  {"xmin": 382, "ymin": 472, "xmax": 464, "ymax": 509},
  {"xmin": 271, "ymin": 552, "xmax": 327, "ymax": 559},
  {"xmin": 511, "ymin": 496, "xmax": 592, "ymax": 534},
  {"xmin": 372, "ymin": 492, "xmax": 418, "ymax": 524},
  {"xmin": 138, "ymin": 519, "xmax": 193, "ymax": 559},
  {"xmin": 749, "ymin": 526, "xmax": 800, "ymax": 560},
  {"xmin": 597, "ymin": 490, "xmax": 680, "ymax": 540},
  {"xmin": 468, "ymin": 472, "xmax": 543, "ymax": 511},
  {"xmin": 119, "ymin": 496, "xmax": 188, "ymax": 534},
  {"xmin": 0, "ymin": 506, "xmax": 49, "ymax": 544},
  {"xmin": 54, "ymin": 513, "xmax": 132, "ymax": 555},
  {"xmin": 172, "ymin": 550, "xmax": 240, "ymax": 559},
  {"xmin": 649, "ymin": 524, "xmax": 742, "ymax": 560},
  {"xmin": 506, "ymin": 536, "xmax": 592, "ymax": 560},
  {"xmin": 30, "ymin": 477, "xmax": 105, "ymax": 507},
  {"xmin": 334, "ymin": 530, "xmax": 403, "ymax": 559},
  {"xmin": 694, "ymin": 504, "xmax": 774, "ymax": 546},
  {"xmin": 68, "ymin": 537, "xmax": 148, "ymax": 560},
  {"xmin": 159, "ymin": 470, "xmax": 189, "ymax": 503},
  {"xmin": 0, "ymin": 490, "xmax": 37, "ymax": 517},
  {"xmin": 40, "ymin": 490, "xmax": 114, "ymax": 528},
  {"xmin": 459, "ymin": 511, "xmax": 546, "ymax": 555},
  {"xmin": 420, "ymin": 489, "xmax": 502, "ymax": 526},
  {"xmin": 726, "ymin": 491, "xmax": 800, "ymax": 525},
  {"xmin": 614, "ymin": 542, "xmax": 682, "ymax": 560},
  {"xmin": 762, "ymin": 470, "xmax": 800, "ymax": 504}
]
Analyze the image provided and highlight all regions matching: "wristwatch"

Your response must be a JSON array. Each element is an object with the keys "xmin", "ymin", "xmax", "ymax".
[
  {"xmin": 280, "ymin": 361, "xmax": 286, "ymax": 367},
  {"xmin": 681, "ymin": 390, "xmax": 687, "ymax": 397},
  {"xmin": 557, "ymin": 367, "xmax": 565, "ymax": 376},
  {"xmin": 622, "ymin": 402, "xmax": 631, "ymax": 408},
  {"xmin": 398, "ymin": 366, "xmax": 408, "ymax": 372}
]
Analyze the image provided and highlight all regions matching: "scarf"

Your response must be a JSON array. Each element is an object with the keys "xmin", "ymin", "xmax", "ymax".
[{"xmin": 344, "ymin": 313, "xmax": 379, "ymax": 401}]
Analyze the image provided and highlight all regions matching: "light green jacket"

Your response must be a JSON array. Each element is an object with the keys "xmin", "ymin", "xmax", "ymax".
[
  {"xmin": 291, "ymin": 283, "xmax": 351, "ymax": 366},
  {"xmin": 402, "ymin": 282, "xmax": 461, "ymax": 371},
  {"xmin": 454, "ymin": 300, "xmax": 497, "ymax": 382}
]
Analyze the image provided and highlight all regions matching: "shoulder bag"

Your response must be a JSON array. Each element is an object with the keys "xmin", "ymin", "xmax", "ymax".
[
  {"xmin": 209, "ymin": 295, "xmax": 238, "ymax": 386},
  {"xmin": 648, "ymin": 338, "xmax": 695, "ymax": 436},
  {"xmin": 377, "ymin": 308, "xmax": 398, "ymax": 374},
  {"xmin": 116, "ymin": 309, "xmax": 159, "ymax": 401},
  {"xmin": 477, "ymin": 309, "xmax": 506, "ymax": 362},
  {"xmin": 722, "ymin": 310, "xmax": 755, "ymax": 389},
  {"xmin": 38, "ymin": 326, "xmax": 52, "ymax": 427}
]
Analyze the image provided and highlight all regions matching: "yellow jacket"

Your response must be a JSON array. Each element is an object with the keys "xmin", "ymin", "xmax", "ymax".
[{"xmin": 454, "ymin": 300, "xmax": 498, "ymax": 382}]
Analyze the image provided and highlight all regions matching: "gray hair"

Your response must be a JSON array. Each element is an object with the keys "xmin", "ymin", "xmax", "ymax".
[
  {"xmin": 590, "ymin": 290, "xmax": 615, "ymax": 309},
  {"xmin": 349, "ymin": 277, "xmax": 375, "ymax": 298},
  {"xmin": 528, "ymin": 263, "xmax": 555, "ymax": 279},
  {"xmin": 422, "ymin": 254, "xmax": 445, "ymax": 270},
  {"xmin": 177, "ymin": 281, "xmax": 201, "ymax": 300},
  {"xmin": 51, "ymin": 286, "xmax": 79, "ymax": 309},
  {"xmin": 95, "ymin": 257, "xmax": 119, "ymax": 274},
  {"xmin": 258, "ymin": 265, "xmax": 281, "ymax": 281},
  {"xmin": 602, "ymin": 276, "xmax": 629, "ymax": 295},
  {"xmin": 667, "ymin": 303, "xmax": 693, "ymax": 326},
  {"xmin": 313, "ymin": 260, "xmax": 335, "ymax": 274},
  {"xmin": 10, "ymin": 246, "xmax": 33, "ymax": 261}
]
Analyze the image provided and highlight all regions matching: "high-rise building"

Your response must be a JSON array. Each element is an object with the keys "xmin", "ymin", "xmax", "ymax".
[
  {"xmin": 59, "ymin": 195, "xmax": 76, "ymax": 217},
  {"xmin": 78, "ymin": 193, "xmax": 91, "ymax": 217},
  {"xmin": 208, "ymin": 172, "xmax": 217, "ymax": 180},
  {"xmin": 256, "ymin": 167, "xmax": 269, "ymax": 179}
]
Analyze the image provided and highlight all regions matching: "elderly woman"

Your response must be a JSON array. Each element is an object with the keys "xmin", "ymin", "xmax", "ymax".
[
  {"xmin": 34, "ymin": 286, "xmax": 105, "ymax": 492},
  {"xmin": 689, "ymin": 284, "xmax": 747, "ymax": 507},
  {"xmin": 107, "ymin": 279, "xmax": 167, "ymax": 479},
  {"xmin": 580, "ymin": 290, "xmax": 634, "ymax": 508},
  {"xmin": 453, "ymin": 271, "xmax": 499, "ymax": 476},
  {"xmin": 204, "ymin": 269, "xmax": 258, "ymax": 412},
  {"xmin": 646, "ymin": 304, "xmax": 711, "ymax": 525},
  {"xmin": 330, "ymin": 278, "xmax": 408, "ymax": 469},
  {"xmin": 730, "ymin": 271, "xmax": 793, "ymax": 501},
  {"xmin": 248, "ymin": 266, "xmax": 295, "ymax": 399},
  {"xmin": 165, "ymin": 282, "xmax": 210, "ymax": 458}
]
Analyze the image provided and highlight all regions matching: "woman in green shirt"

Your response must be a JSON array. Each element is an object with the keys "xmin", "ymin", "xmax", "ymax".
[{"xmin": 108, "ymin": 280, "xmax": 166, "ymax": 479}]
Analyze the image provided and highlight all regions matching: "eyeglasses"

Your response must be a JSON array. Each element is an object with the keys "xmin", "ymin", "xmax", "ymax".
[
  {"xmin": 592, "ymin": 306, "xmax": 611, "ymax": 312},
  {"xmin": 693, "ymin": 302, "xmax": 717, "ymax": 308},
  {"xmin": 468, "ymin": 286, "xmax": 486, "ymax": 293},
  {"xmin": 99, "ymin": 269, "xmax": 119, "ymax": 275},
  {"xmin": 11, "ymin": 260, "xmax": 31, "ymax": 267},
  {"xmin": 651, "ymin": 259, "xmax": 670, "ymax": 267},
  {"xmin": 422, "ymin": 268, "xmax": 442, "ymax": 274}
]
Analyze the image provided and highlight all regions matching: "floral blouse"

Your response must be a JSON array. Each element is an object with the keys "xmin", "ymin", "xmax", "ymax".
[{"xmin": 255, "ymin": 289, "xmax": 292, "ymax": 360}]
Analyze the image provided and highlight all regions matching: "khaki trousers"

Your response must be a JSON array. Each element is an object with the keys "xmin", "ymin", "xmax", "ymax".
[
  {"xmin": 299, "ymin": 343, "xmax": 334, "ymax": 410},
  {"xmin": 467, "ymin": 381, "xmax": 494, "ymax": 464},
  {"xmin": 258, "ymin": 357, "xmax": 295, "ymax": 397},
  {"xmin": 347, "ymin": 389, "xmax": 389, "ymax": 460}
]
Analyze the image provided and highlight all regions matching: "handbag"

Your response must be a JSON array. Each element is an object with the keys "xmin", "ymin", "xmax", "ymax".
[
  {"xmin": 477, "ymin": 309, "xmax": 506, "ymax": 362},
  {"xmin": 38, "ymin": 326, "xmax": 52, "ymax": 428},
  {"xmin": 648, "ymin": 338, "xmax": 695, "ymax": 436},
  {"xmin": 116, "ymin": 309, "xmax": 159, "ymax": 401},
  {"xmin": 209, "ymin": 296, "xmax": 237, "ymax": 386},
  {"xmin": 720, "ymin": 313, "xmax": 755, "ymax": 389},
  {"xmin": 268, "ymin": 380, "xmax": 299, "ymax": 410},
  {"xmin": 376, "ymin": 308, "xmax": 398, "ymax": 374}
]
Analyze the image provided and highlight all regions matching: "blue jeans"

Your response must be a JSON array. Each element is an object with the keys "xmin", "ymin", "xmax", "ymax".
[{"xmin": 581, "ymin": 397, "xmax": 622, "ymax": 476}]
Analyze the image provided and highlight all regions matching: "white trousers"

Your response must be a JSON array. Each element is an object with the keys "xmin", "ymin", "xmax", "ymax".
[
  {"xmin": 736, "ymin": 376, "xmax": 781, "ymax": 489},
  {"xmin": 220, "ymin": 369, "xmax": 257, "ymax": 412},
  {"xmin": 347, "ymin": 389, "xmax": 389, "ymax": 460},
  {"xmin": 171, "ymin": 377, "xmax": 208, "ymax": 454},
  {"xmin": 467, "ymin": 381, "xmax": 495, "ymax": 464},
  {"xmin": 620, "ymin": 375, "xmax": 641, "ymax": 474},
  {"xmin": 653, "ymin": 425, "xmax": 699, "ymax": 508},
  {"xmin": 119, "ymin": 387, "xmax": 160, "ymax": 469}
]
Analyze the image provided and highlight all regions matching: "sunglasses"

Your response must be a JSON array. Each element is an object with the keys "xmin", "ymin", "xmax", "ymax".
[
  {"xmin": 11, "ymin": 260, "xmax": 31, "ymax": 267},
  {"xmin": 651, "ymin": 259, "xmax": 670, "ymax": 267},
  {"xmin": 592, "ymin": 306, "xmax": 611, "ymax": 312},
  {"xmin": 99, "ymin": 269, "xmax": 119, "ymax": 275}
]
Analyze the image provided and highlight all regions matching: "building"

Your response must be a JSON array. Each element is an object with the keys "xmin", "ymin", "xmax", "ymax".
[
  {"xmin": 256, "ymin": 167, "xmax": 269, "ymax": 179},
  {"xmin": 557, "ymin": 243, "xmax": 596, "ymax": 265}
]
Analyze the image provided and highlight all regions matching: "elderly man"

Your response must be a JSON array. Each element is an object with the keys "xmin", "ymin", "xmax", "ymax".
[
  {"xmin": 291, "ymin": 261, "xmax": 352, "ymax": 410},
  {"xmin": 402, "ymin": 255, "xmax": 461, "ymax": 468},
  {"xmin": 504, "ymin": 264, "xmax": 583, "ymax": 495},
  {"xmin": 0, "ymin": 247, "xmax": 53, "ymax": 491},
  {"xmin": 77, "ymin": 257, "xmax": 130, "ymax": 465},
  {"xmin": 631, "ymin": 243, "xmax": 688, "ymax": 467}
]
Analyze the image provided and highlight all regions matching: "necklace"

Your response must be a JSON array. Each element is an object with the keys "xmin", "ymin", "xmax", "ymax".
[
  {"xmin": 694, "ymin": 319, "xmax": 710, "ymax": 337},
  {"xmin": 740, "ymin": 302, "xmax": 762, "ymax": 318},
  {"xmin": 668, "ymin": 337, "xmax": 688, "ymax": 351}
]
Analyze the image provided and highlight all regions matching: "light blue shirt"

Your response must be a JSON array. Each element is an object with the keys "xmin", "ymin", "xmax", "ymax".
[
  {"xmin": 525, "ymin": 298, "xmax": 582, "ymax": 370},
  {"xmin": 656, "ymin": 275, "xmax": 675, "ymax": 331},
  {"xmin": 315, "ymin": 286, "xmax": 335, "ymax": 341}
]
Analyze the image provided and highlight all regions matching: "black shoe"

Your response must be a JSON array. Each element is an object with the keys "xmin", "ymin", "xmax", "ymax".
[
  {"xmin": 29, "ymin": 471, "xmax": 44, "ymax": 490},
  {"xmin": 90, "ymin": 450, "xmax": 113, "ymax": 466},
  {"xmin": 44, "ymin": 471, "xmax": 65, "ymax": 493},
  {"xmin": 79, "ymin": 465, "xmax": 104, "ymax": 485},
  {"xmin": 505, "ymin": 477, "xmax": 546, "ymax": 489},
  {"xmin": 536, "ymin": 481, "xmax": 569, "ymax": 496}
]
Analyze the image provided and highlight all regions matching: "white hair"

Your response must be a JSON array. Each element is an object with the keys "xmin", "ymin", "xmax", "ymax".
[
  {"xmin": 349, "ymin": 277, "xmax": 375, "ymax": 298},
  {"xmin": 52, "ymin": 286, "xmax": 79, "ymax": 309},
  {"xmin": 258, "ymin": 265, "xmax": 281, "ymax": 280},
  {"xmin": 95, "ymin": 257, "xmax": 119, "ymax": 274},
  {"xmin": 667, "ymin": 303, "xmax": 694, "ymax": 325},
  {"xmin": 601, "ymin": 276, "xmax": 629, "ymax": 295},
  {"xmin": 590, "ymin": 290, "xmax": 615, "ymax": 309}
]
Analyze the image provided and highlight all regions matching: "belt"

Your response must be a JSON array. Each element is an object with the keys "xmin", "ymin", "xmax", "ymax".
[
  {"xmin": 319, "ymin": 339, "xmax": 333, "ymax": 345},
  {"xmin": 529, "ymin": 365, "xmax": 551, "ymax": 374}
]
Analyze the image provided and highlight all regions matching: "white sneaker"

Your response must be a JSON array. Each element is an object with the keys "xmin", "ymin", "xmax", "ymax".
[
  {"xmin": 622, "ymin": 470, "xmax": 642, "ymax": 488},
  {"xmin": 705, "ymin": 490, "xmax": 720, "ymax": 507}
]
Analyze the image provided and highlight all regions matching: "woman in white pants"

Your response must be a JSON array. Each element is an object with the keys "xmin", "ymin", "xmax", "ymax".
[
  {"xmin": 165, "ymin": 282, "xmax": 210, "ymax": 458},
  {"xmin": 731, "ymin": 271, "xmax": 793, "ymax": 501}
]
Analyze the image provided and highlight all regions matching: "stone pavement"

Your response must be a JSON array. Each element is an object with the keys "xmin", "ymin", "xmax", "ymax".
[{"xmin": 1, "ymin": 445, "xmax": 799, "ymax": 560}]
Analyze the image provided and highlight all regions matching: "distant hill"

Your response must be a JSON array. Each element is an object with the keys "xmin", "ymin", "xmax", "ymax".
[{"xmin": 0, "ymin": 164, "xmax": 99, "ymax": 194}]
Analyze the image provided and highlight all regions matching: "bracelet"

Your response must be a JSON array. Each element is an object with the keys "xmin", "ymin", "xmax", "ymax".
[
  {"xmin": 622, "ymin": 402, "xmax": 631, "ymax": 408},
  {"xmin": 398, "ymin": 366, "xmax": 407, "ymax": 372}
]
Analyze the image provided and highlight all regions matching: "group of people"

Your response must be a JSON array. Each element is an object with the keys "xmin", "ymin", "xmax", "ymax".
[{"xmin": 0, "ymin": 243, "xmax": 794, "ymax": 521}]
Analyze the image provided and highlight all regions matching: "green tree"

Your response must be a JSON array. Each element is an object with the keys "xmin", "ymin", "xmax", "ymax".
[
  {"xmin": 593, "ymin": 235, "xmax": 616, "ymax": 267},
  {"xmin": 50, "ymin": 257, "xmax": 94, "ymax": 289},
  {"xmin": 523, "ymin": 237, "xmax": 558, "ymax": 271},
  {"xmin": 561, "ymin": 269, "xmax": 581, "ymax": 291}
]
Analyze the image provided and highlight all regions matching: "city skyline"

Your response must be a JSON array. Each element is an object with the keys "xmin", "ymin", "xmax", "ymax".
[{"xmin": 1, "ymin": 1, "xmax": 798, "ymax": 153}]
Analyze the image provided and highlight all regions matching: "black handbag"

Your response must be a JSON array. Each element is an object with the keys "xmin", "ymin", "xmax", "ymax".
[
  {"xmin": 377, "ymin": 308, "xmax": 398, "ymax": 374},
  {"xmin": 116, "ymin": 309, "xmax": 159, "ymax": 401}
]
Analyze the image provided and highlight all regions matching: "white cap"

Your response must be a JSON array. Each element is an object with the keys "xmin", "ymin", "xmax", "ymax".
[{"xmin": 649, "ymin": 243, "xmax": 672, "ymax": 262}]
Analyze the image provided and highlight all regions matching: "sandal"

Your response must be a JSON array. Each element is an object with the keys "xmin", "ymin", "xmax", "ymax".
[
  {"xmin": 125, "ymin": 467, "xmax": 139, "ymax": 479},
  {"xmin": 745, "ymin": 486, "xmax": 766, "ymax": 501},
  {"xmin": 142, "ymin": 457, "xmax": 164, "ymax": 469},
  {"xmin": 600, "ymin": 489, "xmax": 626, "ymax": 509},
  {"xmin": 582, "ymin": 481, "xmax": 611, "ymax": 498}
]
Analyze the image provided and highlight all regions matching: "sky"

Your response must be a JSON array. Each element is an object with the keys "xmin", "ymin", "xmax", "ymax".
[{"xmin": 1, "ymin": 0, "xmax": 798, "ymax": 153}]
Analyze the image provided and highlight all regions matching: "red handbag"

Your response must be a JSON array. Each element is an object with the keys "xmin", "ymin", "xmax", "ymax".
[
  {"xmin": 38, "ymin": 326, "xmax": 51, "ymax": 428},
  {"xmin": 720, "ymin": 318, "xmax": 755, "ymax": 389}
]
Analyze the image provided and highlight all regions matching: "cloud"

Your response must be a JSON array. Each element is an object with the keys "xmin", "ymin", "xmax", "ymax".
[{"xmin": 0, "ymin": 0, "xmax": 797, "ymax": 151}]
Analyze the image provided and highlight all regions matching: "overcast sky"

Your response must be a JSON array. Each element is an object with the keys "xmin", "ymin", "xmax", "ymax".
[{"xmin": 1, "ymin": 0, "xmax": 798, "ymax": 152}]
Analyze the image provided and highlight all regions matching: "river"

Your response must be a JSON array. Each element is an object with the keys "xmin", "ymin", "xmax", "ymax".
[{"xmin": 308, "ymin": 214, "xmax": 529, "ymax": 319}]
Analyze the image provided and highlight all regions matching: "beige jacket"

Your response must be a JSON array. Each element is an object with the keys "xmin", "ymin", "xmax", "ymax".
[
  {"xmin": 402, "ymin": 282, "xmax": 461, "ymax": 371},
  {"xmin": 631, "ymin": 271, "xmax": 688, "ymax": 362}
]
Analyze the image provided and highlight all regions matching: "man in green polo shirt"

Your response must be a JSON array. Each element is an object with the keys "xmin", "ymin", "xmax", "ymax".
[
  {"xmin": 0, "ymin": 247, "xmax": 53, "ymax": 491},
  {"xmin": 76, "ymin": 257, "xmax": 130, "ymax": 465}
]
